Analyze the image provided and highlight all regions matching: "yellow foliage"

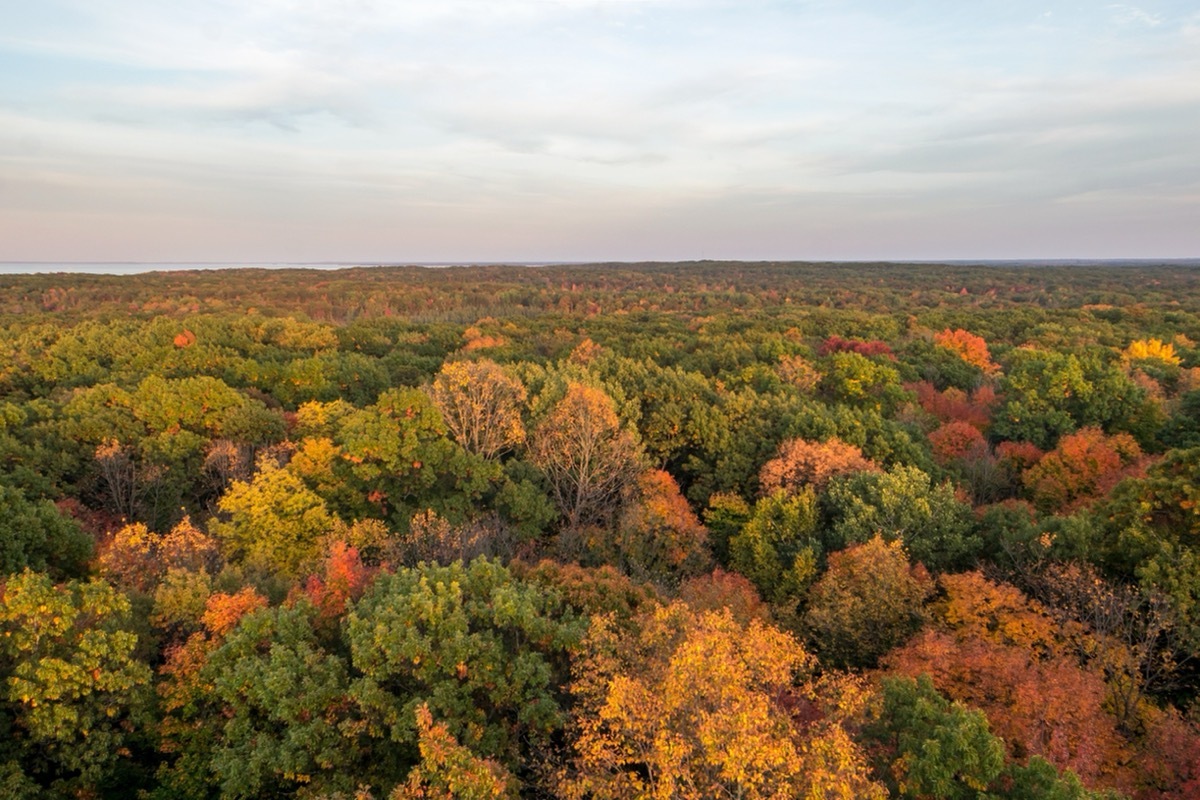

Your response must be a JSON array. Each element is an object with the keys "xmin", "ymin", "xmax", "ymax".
[
  {"xmin": 563, "ymin": 603, "xmax": 883, "ymax": 800},
  {"xmin": 1123, "ymin": 338, "xmax": 1180, "ymax": 365}
]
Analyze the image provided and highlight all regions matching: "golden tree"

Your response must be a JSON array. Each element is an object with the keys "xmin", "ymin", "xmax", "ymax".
[
  {"xmin": 530, "ymin": 383, "xmax": 641, "ymax": 530},
  {"xmin": 427, "ymin": 359, "xmax": 527, "ymax": 459},
  {"xmin": 562, "ymin": 602, "xmax": 883, "ymax": 800}
]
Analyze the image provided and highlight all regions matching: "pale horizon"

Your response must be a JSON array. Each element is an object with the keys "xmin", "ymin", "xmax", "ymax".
[{"xmin": 3, "ymin": 1, "xmax": 1198, "ymax": 263}]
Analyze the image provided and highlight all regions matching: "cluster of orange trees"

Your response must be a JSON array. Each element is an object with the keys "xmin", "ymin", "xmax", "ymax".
[{"xmin": 2, "ymin": 262, "xmax": 1200, "ymax": 798}]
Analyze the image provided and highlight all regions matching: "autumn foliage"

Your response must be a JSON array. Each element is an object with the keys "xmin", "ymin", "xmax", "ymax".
[
  {"xmin": 886, "ymin": 572, "xmax": 1131, "ymax": 792},
  {"xmin": 911, "ymin": 380, "xmax": 999, "ymax": 430},
  {"xmin": 427, "ymin": 359, "xmax": 527, "ymax": 459},
  {"xmin": 530, "ymin": 383, "xmax": 641, "ymax": 529},
  {"xmin": 818, "ymin": 335, "xmax": 895, "ymax": 360},
  {"xmin": 563, "ymin": 603, "xmax": 882, "ymax": 800},
  {"xmin": 758, "ymin": 436, "xmax": 877, "ymax": 494},
  {"xmin": 934, "ymin": 328, "xmax": 999, "ymax": 374},
  {"xmin": 1022, "ymin": 427, "xmax": 1146, "ymax": 512},
  {"xmin": 928, "ymin": 420, "xmax": 989, "ymax": 465}
]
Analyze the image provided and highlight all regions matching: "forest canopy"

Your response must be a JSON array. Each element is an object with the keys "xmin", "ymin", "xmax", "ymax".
[{"xmin": 1, "ymin": 260, "xmax": 1199, "ymax": 799}]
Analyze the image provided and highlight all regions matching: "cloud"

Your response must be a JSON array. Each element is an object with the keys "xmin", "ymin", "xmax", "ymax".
[{"xmin": 2, "ymin": 1, "xmax": 1198, "ymax": 260}]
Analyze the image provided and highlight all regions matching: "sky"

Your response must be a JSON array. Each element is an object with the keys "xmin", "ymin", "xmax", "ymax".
[{"xmin": 1, "ymin": 0, "xmax": 1198, "ymax": 264}]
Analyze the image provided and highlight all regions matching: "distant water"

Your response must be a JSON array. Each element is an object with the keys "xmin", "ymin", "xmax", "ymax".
[
  {"xmin": 0, "ymin": 262, "xmax": 406, "ymax": 275},
  {"xmin": 0, "ymin": 262, "xmax": 571, "ymax": 275},
  {"xmin": 2, "ymin": 259, "xmax": 1197, "ymax": 276}
]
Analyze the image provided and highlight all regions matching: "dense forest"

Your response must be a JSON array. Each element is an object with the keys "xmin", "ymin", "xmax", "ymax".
[{"xmin": 3, "ymin": 260, "xmax": 1200, "ymax": 799}]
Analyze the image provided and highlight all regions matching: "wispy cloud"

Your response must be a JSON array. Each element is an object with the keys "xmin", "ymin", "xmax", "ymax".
[{"xmin": 1, "ymin": 0, "xmax": 1197, "ymax": 260}]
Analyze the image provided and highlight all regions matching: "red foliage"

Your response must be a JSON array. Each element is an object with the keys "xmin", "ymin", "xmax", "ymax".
[
  {"xmin": 818, "ymin": 335, "xmax": 895, "ymax": 360},
  {"xmin": 1135, "ymin": 709, "xmax": 1200, "ymax": 799},
  {"xmin": 888, "ymin": 630, "xmax": 1127, "ymax": 790},
  {"xmin": 928, "ymin": 421, "xmax": 989, "ymax": 465},
  {"xmin": 296, "ymin": 539, "xmax": 373, "ymax": 621},
  {"xmin": 995, "ymin": 441, "xmax": 1045, "ymax": 474},
  {"xmin": 55, "ymin": 497, "xmax": 123, "ymax": 538}
]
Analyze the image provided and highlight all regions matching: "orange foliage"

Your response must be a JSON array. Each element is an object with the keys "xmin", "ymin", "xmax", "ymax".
[
  {"xmin": 99, "ymin": 516, "xmax": 220, "ymax": 592},
  {"xmin": 616, "ymin": 469, "xmax": 711, "ymax": 582},
  {"xmin": 934, "ymin": 328, "xmax": 999, "ymax": 373},
  {"xmin": 296, "ymin": 539, "xmax": 373, "ymax": 621},
  {"xmin": 937, "ymin": 572, "xmax": 1067, "ymax": 654},
  {"xmin": 568, "ymin": 338, "xmax": 604, "ymax": 365},
  {"xmin": 1023, "ymin": 427, "xmax": 1146, "ymax": 512},
  {"xmin": 928, "ymin": 421, "xmax": 989, "ymax": 465},
  {"xmin": 461, "ymin": 326, "xmax": 507, "ymax": 351},
  {"xmin": 776, "ymin": 354, "xmax": 821, "ymax": 392},
  {"xmin": 759, "ymin": 437, "xmax": 878, "ymax": 494},
  {"xmin": 200, "ymin": 588, "xmax": 268, "ymax": 637},
  {"xmin": 678, "ymin": 568, "xmax": 770, "ymax": 626},
  {"xmin": 98, "ymin": 522, "xmax": 159, "ymax": 592},
  {"xmin": 888, "ymin": 630, "xmax": 1126, "ymax": 790},
  {"xmin": 911, "ymin": 381, "xmax": 998, "ymax": 430},
  {"xmin": 886, "ymin": 572, "xmax": 1132, "ymax": 791},
  {"xmin": 173, "ymin": 329, "xmax": 196, "ymax": 348}
]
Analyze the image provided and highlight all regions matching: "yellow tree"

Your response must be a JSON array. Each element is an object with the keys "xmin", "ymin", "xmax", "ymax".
[
  {"xmin": 426, "ymin": 359, "xmax": 527, "ymax": 459},
  {"xmin": 529, "ymin": 382, "xmax": 641, "ymax": 530},
  {"xmin": 391, "ymin": 704, "xmax": 518, "ymax": 800},
  {"xmin": 562, "ymin": 602, "xmax": 883, "ymax": 800}
]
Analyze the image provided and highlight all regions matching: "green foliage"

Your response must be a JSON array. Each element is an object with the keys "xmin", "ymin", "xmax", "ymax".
[
  {"xmin": 728, "ymin": 488, "xmax": 820, "ymax": 610},
  {"xmin": 0, "ymin": 486, "xmax": 92, "ymax": 579},
  {"xmin": 0, "ymin": 571, "xmax": 151, "ymax": 795},
  {"xmin": 823, "ymin": 465, "xmax": 980, "ymax": 572},
  {"xmin": 337, "ymin": 388, "xmax": 499, "ymax": 526},
  {"xmin": 201, "ymin": 601, "xmax": 360, "ymax": 799},
  {"xmin": 819, "ymin": 351, "xmax": 907, "ymax": 413},
  {"xmin": 994, "ymin": 348, "xmax": 1159, "ymax": 449},
  {"xmin": 345, "ymin": 558, "xmax": 583, "ymax": 769},
  {"xmin": 863, "ymin": 674, "xmax": 1006, "ymax": 799}
]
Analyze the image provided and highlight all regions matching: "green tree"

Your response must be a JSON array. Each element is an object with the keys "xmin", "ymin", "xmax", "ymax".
[
  {"xmin": 862, "ymin": 674, "xmax": 1006, "ymax": 799},
  {"xmin": 200, "ymin": 601, "xmax": 360, "ymax": 799},
  {"xmin": 346, "ymin": 558, "xmax": 582, "ymax": 771},
  {"xmin": 0, "ymin": 571, "xmax": 151, "ymax": 795},
  {"xmin": 338, "ymin": 388, "xmax": 498, "ymax": 526},
  {"xmin": 0, "ymin": 486, "xmax": 91, "ymax": 579},
  {"xmin": 823, "ymin": 465, "xmax": 980, "ymax": 572},
  {"xmin": 728, "ymin": 488, "xmax": 820, "ymax": 613}
]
